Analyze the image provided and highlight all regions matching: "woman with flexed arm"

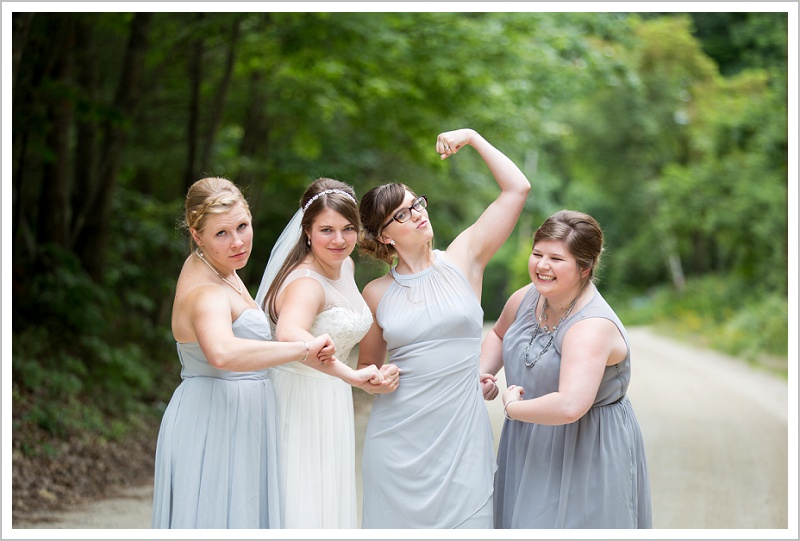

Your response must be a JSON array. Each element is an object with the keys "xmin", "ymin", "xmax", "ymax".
[{"xmin": 356, "ymin": 128, "xmax": 531, "ymax": 529}]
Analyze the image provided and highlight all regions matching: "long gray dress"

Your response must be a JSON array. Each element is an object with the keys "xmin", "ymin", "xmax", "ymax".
[
  {"xmin": 361, "ymin": 250, "xmax": 495, "ymax": 529},
  {"xmin": 152, "ymin": 308, "xmax": 281, "ymax": 528},
  {"xmin": 494, "ymin": 285, "xmax": 652, "ymax": 529}
]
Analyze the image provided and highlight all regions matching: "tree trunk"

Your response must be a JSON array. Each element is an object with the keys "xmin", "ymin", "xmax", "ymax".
[
  {"xmin": 13, "ymin": 14, "xmax": 61, "ymax": 260},
  {"xmin": 236, "ymin": 68, "xmax": 270, "ymax": 284},
  {"xmin": 74, "ymin": 13, "xmax": 153, "ymax": 282},
  {"xmin": 664, "ymin": 233, "xmax": 686, "ymax": 292},
  {"xmin": 198, "ymin": 16, "xmax": 241, "ymax": 177},
  {"xmin": 183, "ymin": 13, "xmax": 204, "ymax": 193},
  {"xmin": 12, "ymin": 12, "xmax": 35, "ymax": 91},
  {"xmin": 69, "ymin": 16, "xmax": 100, "ymax": 248},
  {"xmin": 238, "ymin": 69, "xmax": 269, "ymax": 188},
  {"xmin": 36, "ymin": 15, "xmax": 74, "ymax": 251}
]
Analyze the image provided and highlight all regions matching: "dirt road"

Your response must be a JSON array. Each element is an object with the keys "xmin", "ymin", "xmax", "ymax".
[{"xmin": 12, "ymin": 326, "xmax": 792, "ymax": 532}]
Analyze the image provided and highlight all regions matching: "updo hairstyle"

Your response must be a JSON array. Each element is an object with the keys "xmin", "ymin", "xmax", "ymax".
[
  {"xmin": 358, "ymin": 182, "xmax": 428, "ymax": 265},
  {"xmin": 533, "ymin": 209, "xmax": 604, "ymax": 282},
  {"xmin": 183, "ymin": 177, "xmax": 251, "ymax": 253}
]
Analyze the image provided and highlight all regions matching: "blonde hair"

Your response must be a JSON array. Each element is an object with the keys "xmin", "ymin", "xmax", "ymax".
[{"xmin": 183, "ymin": 177, "xmax": 251, "ymax": 253}]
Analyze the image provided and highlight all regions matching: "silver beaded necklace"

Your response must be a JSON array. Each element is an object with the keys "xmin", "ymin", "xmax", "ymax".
[
  {"xmin": 523, "ymin": 282, "xmax": 587, "ymax": 368},
  {"xmin": 194, "ymin": 249, "xmax": 243, "ymax": 295}
]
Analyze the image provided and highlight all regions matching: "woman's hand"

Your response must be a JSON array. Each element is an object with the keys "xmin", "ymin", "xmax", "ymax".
[
  {"xmin": 437, "ymin": 128, "xmax": 475, "ymax": 160},
  {"xmin": 480, "ymin": 373, "xmax": 498, "ymax": 401},
  {"xmin": 360, "ymin": 363, "xmax": 401, "ymax": 394},
  {"xmin": 348, "ymin": 363, "xmax": 383, "ymax": 386},
  {"xmin": 302, "ymin": 334, "xmax": 336, "ymax": 366},
  {"xmin": 502, "ymin": 384, "xmax": 525, "ymax": 406}
]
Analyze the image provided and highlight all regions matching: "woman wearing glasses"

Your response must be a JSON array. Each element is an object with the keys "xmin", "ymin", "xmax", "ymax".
[
  {"xmin": 356, "ymin": 128, "xmax": 531, "ymax": 528},
  {"xmin": 480, "ymin": 210, "xmax": 652, "ymax": 528}
]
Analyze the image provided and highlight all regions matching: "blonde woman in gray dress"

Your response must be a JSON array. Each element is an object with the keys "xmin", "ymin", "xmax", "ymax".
[
  {"xmin": 152, "ymin": 177, "xmax": 335, "ymax": 528},
  {"xmin": 356, "ymin": 129, "xmax": 531, "ymax": 528},
  {"xmin": 255, "ymin": 178, "xmax": 400, "ymax": 528}
]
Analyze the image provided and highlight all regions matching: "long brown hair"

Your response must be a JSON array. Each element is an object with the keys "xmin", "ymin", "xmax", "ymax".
[{"xmin": 262, "ymin": 178, "xmax": 359, "ymax": 323}]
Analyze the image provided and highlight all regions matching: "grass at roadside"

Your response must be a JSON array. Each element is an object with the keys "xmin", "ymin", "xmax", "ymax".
[{"xmin": 609, "ymin": 275, "xmax": 788, "ymax": 380}]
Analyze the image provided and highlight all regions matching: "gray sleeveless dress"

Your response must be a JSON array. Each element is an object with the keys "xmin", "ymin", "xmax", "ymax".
[
  {"xmin": 361, "ymin": 250, "xmax": 495, "ymax": 529},
  {"xmin": 152, "ymin": 308, "xmax": 281, "ymax": 528},
  {"xmin": 494, "ymin": 285, "xmax": 652, "ymax": 529}
]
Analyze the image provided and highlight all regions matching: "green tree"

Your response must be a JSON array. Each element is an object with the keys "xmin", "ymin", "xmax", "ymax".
[{"xmin": 11, "ymin": 10, "xmax": 788, "ymax": 452}]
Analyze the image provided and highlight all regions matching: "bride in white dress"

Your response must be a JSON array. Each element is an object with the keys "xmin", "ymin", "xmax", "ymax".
[{"xmin": 255, "ymin": 178, "xmax": 400, "ymax": 528}]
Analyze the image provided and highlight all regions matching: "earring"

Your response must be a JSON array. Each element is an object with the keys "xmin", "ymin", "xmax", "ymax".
[
  {"xmin": 307, "ymin": 237, "xmax": 311, "ymax": 247},
  {"xmin": 389, "ymin": 240, "xmax": 396, "ymax": 246}
]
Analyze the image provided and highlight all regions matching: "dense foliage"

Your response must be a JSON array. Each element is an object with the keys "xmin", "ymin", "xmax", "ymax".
[{"xmin": 10, "ymin": 11, "xmax": 789, "ymax": 450}]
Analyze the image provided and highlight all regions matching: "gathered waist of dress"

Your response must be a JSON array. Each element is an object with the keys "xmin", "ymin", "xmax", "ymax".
[
  {"xmin": 180, "ymin": 367, "xmax": 273, "ymax": 381},
  {"xmin": 273, "ymin": 361, "xmax": 338, "ymax": 380},
  {"xmin": 177, "ymin": 341, "xmax": 274, "ymax": 381},
  {"xmin": 591, "ymin": 393, "xmax": 627, "ymax": 408}
]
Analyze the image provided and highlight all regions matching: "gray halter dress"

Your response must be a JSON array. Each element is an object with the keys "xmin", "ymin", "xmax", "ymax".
[
  {"xmin": 494, "ymin": 285, "xmax": 652, "ymax": 528},
  {"xmin": 361, "ymin": 250, "xmax": 495, "ymax": 529}
]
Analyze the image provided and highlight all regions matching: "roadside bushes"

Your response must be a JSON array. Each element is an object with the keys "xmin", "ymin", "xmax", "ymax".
[{"xmin": 618, "ymin": 274, "xmax": 788, "ymax": 377}]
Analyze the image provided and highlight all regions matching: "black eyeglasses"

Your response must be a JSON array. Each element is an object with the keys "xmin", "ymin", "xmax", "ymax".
[{"xmin": 383, "ymin": 195, "xmax": 428, "ymax": 229}]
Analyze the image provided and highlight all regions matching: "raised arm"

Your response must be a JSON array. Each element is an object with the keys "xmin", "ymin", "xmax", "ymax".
[{"xmin": 438, "ymin": 129, "xmax": 531, "ymax": 293}]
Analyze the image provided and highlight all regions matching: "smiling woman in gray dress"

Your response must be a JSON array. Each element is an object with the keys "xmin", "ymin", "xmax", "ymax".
[
  {"xmin": 356, "ymin": 128, "xmax": 531, "ymax": 529},
  {"xmin": 480, "ymin": 210, "xmax": 652, "ymax": 529}
]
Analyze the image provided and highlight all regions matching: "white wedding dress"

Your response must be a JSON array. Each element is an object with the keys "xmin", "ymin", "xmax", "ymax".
[{"xmin": 269, "ymin": 257, "xmax": 372, "ymax": 528}]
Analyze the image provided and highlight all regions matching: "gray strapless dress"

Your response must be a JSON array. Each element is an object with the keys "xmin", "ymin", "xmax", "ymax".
[
  {"xmin": 361, "ymin": 250, "xmax": 495, "ymax": 529},
  {"xmin": 494, "ymin": 285, "xmax": 652, "ymax": 528},
  {"xmin": 151, "ymin": 308, "xmax": 281, "ymax": 528}
]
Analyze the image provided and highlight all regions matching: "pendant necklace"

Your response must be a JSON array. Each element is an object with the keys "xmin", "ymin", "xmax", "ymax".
[
  {"xmin": 194, "ymin": 249, "xmax": 243, "ymax": 295},
  {"xmin": 524, "ymin": 281, "xmax": 587, "ymax": 368}
]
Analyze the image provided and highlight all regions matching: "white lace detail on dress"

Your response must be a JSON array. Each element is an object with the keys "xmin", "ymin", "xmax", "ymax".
[
  {"xmin": 271, "ymin": 260, "xmax": 372, "ymax": 366},
  {"xmin": 310, "ymin": 304, "xmax": 372, "ymax": 364}
]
